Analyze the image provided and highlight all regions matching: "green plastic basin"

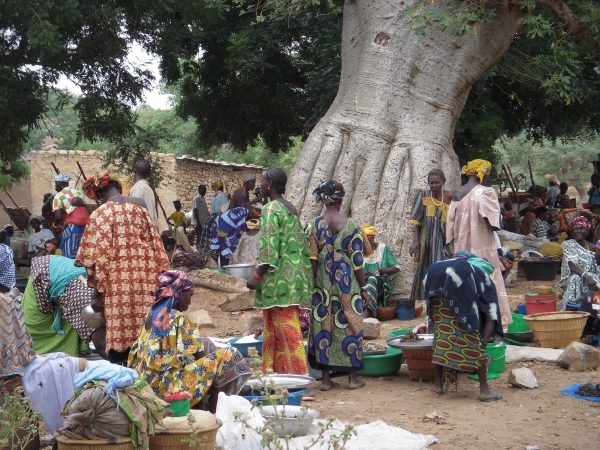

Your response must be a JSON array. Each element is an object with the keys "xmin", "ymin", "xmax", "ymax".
[
  {"xmin": 357, "ymin": 346, "xmax": 403, "ymax": 377},
  {"xmin": 387, "ymin": 328, "xmax": 413, "ymax": 339}
]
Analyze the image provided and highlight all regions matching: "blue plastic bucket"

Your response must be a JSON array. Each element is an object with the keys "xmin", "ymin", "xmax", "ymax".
[
  {"xmin": 396, "ymin": 298, "xmax": 415, "ymax": 320},
  {"xmin": 516, "ymin": 304, "xmax": 527, "ymax": 315}
]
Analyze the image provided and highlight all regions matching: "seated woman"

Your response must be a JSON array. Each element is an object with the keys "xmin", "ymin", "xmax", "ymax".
[
  {"xmin": 520, "ymin": 197, "xmax": 544, "ymax": 236},
  {"xmin": 560, "ymin": 216, "xmax": 600, "ymax": 310},
  {"xmin": 210, "ymin": 206, "xmax": 260, "ymax": 267},
  {"xmin": 27, "ymin": 215, "xmax": 55, "ymax": 256},
  {"xmin": 423, "ymin": 253, "xmax": 503, "ymax": 402},
  {"xmin": 21, "ymin": 255, "xmax": 105, "ymax": 357},
  {"xmin": 361, "ymin": 225, "xmax": 400, "ymax": 318},
  {"xmin": 128, "ymin": 270, "xmax": 251, "ymax": 413},
  {"xmin": 529, "ymin": 207, "xmax": 559, "ymax": 240}
]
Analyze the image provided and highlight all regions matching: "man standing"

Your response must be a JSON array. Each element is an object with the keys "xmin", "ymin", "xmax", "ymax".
[
  {"xmin": 544, "ymin": 174, "xmax": 561, "ymax": 208},
  {"xmin": 129, "ymin": 160, "xmax": 158, "ymax": 228},
  {"xmin": 191, "ymin": 185, "xmax": 208, "ymax": 250},
  {"xmin": 229, "ymin": 174, "xmax": 256, "ymax": 210}
]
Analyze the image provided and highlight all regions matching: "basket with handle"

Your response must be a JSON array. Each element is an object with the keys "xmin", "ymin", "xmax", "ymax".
[
  {"xmin": 149, "ymin": 418, "xmax": 222, "ymax": 450},
  {"xmin": 524, "ymin": 311, "xmax": 589, "ymax": 348}
]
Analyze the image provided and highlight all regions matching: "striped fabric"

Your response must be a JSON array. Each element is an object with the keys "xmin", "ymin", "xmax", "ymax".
[
  {"xmin": 0, "ymin": 293, "xmax": 35, "ymax": 378},
  {"xmin": 0, "ymin": 243, "xmax": 15, "ymax": 289}
]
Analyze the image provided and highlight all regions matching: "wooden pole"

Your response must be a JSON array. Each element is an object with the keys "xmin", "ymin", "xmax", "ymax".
[
  {"xmin": 502, "ymin": 165, "xmax": 518, "ymax": 200},
  {"xmin": 51, "ymin": 162, "xmax": 60, "ymax": 175},
  {"xmin": 76, "ymin": 161, "xmax": 100, "ymax": 205},
  {"xmin": 505, "ymin": 164, "xmax": 521, "ymax": 209},
  {"xmin": 527, "ymin": 160, "xmax": 542, "ymax": 200},
  {"xmin": 3, "ymin": 190, "xmax": 21, "ymax": 209}
]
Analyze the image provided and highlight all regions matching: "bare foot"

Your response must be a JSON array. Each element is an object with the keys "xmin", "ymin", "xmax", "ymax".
[
  {"xmin": 478, "ymin": 390, "xmax": 502, "ymax": 402},
  {"xmin": 347, "ymin": 379, "xmax": 366, "ymax": 390},
  {"xmin": 431, "ymin": 386, "xmax": 445, "ymax": 395},
  {"xmin": 319, "ymin": 381, "xmax": 339, "ymax": 391}
]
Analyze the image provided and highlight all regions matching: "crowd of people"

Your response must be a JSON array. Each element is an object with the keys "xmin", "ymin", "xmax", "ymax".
[{"xmin": 12, "ymin": 156, "xmax": 600, "ymax": 419}]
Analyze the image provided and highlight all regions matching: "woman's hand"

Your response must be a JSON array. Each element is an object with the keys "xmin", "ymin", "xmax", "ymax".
[
  {"xmin": 409, "ymin": 240, "xmax": 419, "ymax": 261},
  {"xmin": 253, "ymin": 327, "xmax": 263, "ymax": 339},
  {"xmin": 246, "ymin": 276, "xmax": 258, "ymax": 290},
  {"xmin": 360, "ymin": 289, "xmax": 369, "ymax": 312},
  {"xmin": 583, "ymin": 274, "xmax": 598, "ymax": 291}
]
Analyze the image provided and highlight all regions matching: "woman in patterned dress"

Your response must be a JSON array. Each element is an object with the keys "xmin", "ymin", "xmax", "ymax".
[
  {"xmin": 76, "ymin": 172, "xmax": 170, "ymax": 363},
  {"xmin": 128, "ymin": 270, "xmax": 251, "ymax": 413},
  {"xmin": 559, "ymin": 216, "xmax": 600, "ymax": 309},
  {"xmin": 307, "ymin": 181, "xmax": 368, "ymax": 391},
  {"xmin": 408, "ymin": 169, "xmax": 453, "ymax": 301},
  {"xmin": 22, "ymin": 255, "xmax": 104, "ymax": 357},
  {"xmin": 424, "ymin": 254, "xmax": 503, "ymax": 402},
  {"xmin": 246, "ymin": 168, "xmax": 313, "ymax": 375}
]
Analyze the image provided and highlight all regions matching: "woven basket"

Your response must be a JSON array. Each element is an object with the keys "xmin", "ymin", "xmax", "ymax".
[
  {"xmin": 402, "ymin": 347, "xmax": 435, "ymax": 381},
  {"xmin": 149, "ymin": 419, "xmax": 222, "ymax": 450},
  {"xmin": 55, "ymin": 429, "xmax": 134, "ymax": 450},
  {"xmin": 524, "ymin": 311, "xmax": 589, "ymax": 348}
]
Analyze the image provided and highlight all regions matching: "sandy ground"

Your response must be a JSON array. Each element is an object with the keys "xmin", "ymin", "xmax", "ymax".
[{"xmin": 189, "ymin": 276, "xmax": 600, "ymax": 450}]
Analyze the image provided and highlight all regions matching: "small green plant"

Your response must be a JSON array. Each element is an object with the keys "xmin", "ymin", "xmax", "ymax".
[{"xmin": 0, "ymin": 388, "xmax": 41, "ymax": 450}]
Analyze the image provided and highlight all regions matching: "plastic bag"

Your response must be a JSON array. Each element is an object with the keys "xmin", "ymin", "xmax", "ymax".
[{"xmin": 215, "ymin": 393, "xmax": 264, "ymax": 450}]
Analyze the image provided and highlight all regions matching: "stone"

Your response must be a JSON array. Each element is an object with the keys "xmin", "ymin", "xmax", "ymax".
[
  {"xmin": 556, "ymin": 342, "xmax": 600, "ymax": 372},
  {"xmin": 239, "ymin": 311, "xmax": 265, "ymax": 335},
  {"xmin": 507, "ymin": 367, "xmax": 538, "ymax": 389},
  {"xmin": 187, "ymin": 309, "xmax": 215, "ymax": 329},
  {"xmin": 505, "ymin": 346, "xmax": 563, "ymax": 363},
  {"xmin": 219, "ymin": 291, "xmax": 255, "ymax": 312},
  {"xmin": 363, "ymin": 318, "xmax": 381, "ymax": 340}
]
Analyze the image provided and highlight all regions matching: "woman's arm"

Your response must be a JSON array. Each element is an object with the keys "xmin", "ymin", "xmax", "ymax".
[
  {"xmin": 568, "ymin": 260, "xmax": 599, "ymax": 289},
  {"xmin": 480, "ymin": 320, "xmax": 495, "ymax": 347}
]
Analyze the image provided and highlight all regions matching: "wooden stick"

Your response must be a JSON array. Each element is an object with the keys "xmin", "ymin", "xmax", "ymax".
[
  {"xmin": 502, "ymin": 165, "xmax": 518, "ymax": 199},
  {"xmin": 505, "ymin": 164, "xmax": 522, "ymax": 209},
  {"xmin": 76, "ymin": 161, "xmax": 100, "ymax": 205},
  {"xmin": 527, "ymin": 160, "xmax": 541, "ymax": 200},
  {"xmin": 51, "ymin": 162, "xmax": 60, "ymax": 175},
  {"xmin": 3, "ymin": 190, "xmax": 21, "ymax": 209}
]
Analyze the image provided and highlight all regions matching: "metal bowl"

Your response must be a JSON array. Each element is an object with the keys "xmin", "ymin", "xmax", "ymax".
[
  {"xmin": 259, "ymin": 405, "xmax": 320, "ymax": 438},
  {"xmin": 387, "ymin": 334, "xmax": 434, "ymax": 350},
  {"xmin": 81, "ymin": 305, "xmax": 105, "ymax": 330},
  {"xmin": 223, "ymin": 263, "xmax": 255, "ymax": 279}
]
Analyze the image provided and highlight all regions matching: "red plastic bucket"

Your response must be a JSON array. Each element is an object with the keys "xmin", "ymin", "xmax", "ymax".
[{"xmin": 525, "ymin": 294, "xmax": 557, "ymax": 315}]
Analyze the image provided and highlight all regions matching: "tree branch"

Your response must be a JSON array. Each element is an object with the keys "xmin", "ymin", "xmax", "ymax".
[{"xmin": 535, "ymin": 0, "xmax": 582, "ymax": 35}]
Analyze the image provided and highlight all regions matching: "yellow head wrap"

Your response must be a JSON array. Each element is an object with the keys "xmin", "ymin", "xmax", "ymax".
[
  {"xmin": 462, "ymin": 159, "xmax": 492, "ymax": 182},
  {"xmin": 361, "ymin": 225, "xmax": 376, "ymax": 238}
]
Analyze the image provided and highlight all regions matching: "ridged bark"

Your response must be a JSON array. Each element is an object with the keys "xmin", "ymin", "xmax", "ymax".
[{"xmin": 288, "ymin": 0, "xmax": 523, "ymax": 294}]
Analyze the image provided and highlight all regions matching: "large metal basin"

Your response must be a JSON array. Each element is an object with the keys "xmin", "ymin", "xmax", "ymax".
[{"xmin": 223, "ymin": 263, "xmax": 255, "ymax": 279}]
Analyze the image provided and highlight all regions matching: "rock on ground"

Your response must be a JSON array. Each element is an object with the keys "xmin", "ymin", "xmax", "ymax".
[
  {"xmin": 507, "ymin": 367, "xmax": 538, "ymax": 389},
  {"xmin": 219, "ymin": 291, "xmax": 255, "ymax": 312},
  {"xmin": 363, "ymin": 318, "xmax": 381, "ymax": 340},
  {"xmin": 187, "ymin": 309, "xmax": 215, "ymax": 329},
  {"xmin": 239, "ymin": 311, "xmax": 265, "ymax": 335},
  {"xmin": 556, "ymin": 342, "xmax": 600, "ymax": 372}
]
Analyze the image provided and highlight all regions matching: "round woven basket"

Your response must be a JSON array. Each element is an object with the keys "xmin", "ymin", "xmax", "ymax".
[
  {"xmin": 402, "ymin": 347, "xmax": 435, "ymax": 381},
  {"xmin": 55, "ymin": 430, "xmax": 134, "ymax": 450},
  {"xmin": 149, "ymin": 418, "xmax": 222, "ymax": 450},
  {"xmin": 524, "ymin": 311, "xmax": 589, "ymax": 348}
]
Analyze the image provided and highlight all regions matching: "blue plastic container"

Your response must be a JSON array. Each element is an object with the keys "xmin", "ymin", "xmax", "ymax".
[
  {"xmin": 396, "ymin": 298, "xmax": 415, "ymax": 320},
  {"xmin": 516, "ymin": 304, "xmax": 527, "ymax": 315},
  {"xmin": 242, "ymin": 388, "xmax": 307, "ymax": 406},
  {"xmin": 228, "ymin": 335, "xmax": 263, "ymax": 357}
]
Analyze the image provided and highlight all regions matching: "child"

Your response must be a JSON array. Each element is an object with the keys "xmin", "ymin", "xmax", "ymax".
[
  {"xmin": 44, "ymin": 238, "xmax": 62, "ymax": 255},
  {"xmin": 167, "ymin": 200, "xmax": 187, "ymax": 233}
]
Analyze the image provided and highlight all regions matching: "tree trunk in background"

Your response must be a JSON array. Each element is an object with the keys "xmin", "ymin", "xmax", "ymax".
[{"xmin": 288, "ymin": 0, "xmax": 523, "ymax": 294}]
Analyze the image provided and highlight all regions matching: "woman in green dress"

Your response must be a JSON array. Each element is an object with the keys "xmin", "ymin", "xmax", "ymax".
[
  {"xmin": 409, "ymin": 169, "xmax": 453, "ymax": 301},
  {"xmin": 307, "ymin": 181, "xmax": 368, "ymax": 391},
  {"xmin": 360, "ymin": 225, "xmax": 400, "ymax": 318},
  {"xmin": 246, "ymin": 168, "xmax": 313, "ymax": 375}
]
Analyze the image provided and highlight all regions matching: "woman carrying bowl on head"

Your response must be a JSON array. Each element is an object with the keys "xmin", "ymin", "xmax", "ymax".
[
  {"xmin": 246, "ymin": 168, "xmax": 313, "ymax": 375},
  {"xmin": 559, "ymin": 216, "xmax": 600, "ymax": 310},
  {"xmin": 408, "ymin": 169, "xmax": 453, "ymax": 302}
]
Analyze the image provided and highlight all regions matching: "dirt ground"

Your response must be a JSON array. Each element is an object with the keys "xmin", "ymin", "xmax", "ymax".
[{"xmin": 189, "ymin": 276, "xmax": 600, "ymax": 450}]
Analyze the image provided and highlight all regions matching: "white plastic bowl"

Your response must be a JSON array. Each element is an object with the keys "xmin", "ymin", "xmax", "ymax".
[{"xmin": 259, "ymin": 405, "xmax": 320, "ymax": 438}]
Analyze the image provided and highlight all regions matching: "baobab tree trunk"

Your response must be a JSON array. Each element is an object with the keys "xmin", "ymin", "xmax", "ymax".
[{"xmin": 288, "ymin": 0, "xmax": 523, "ymax": 294}]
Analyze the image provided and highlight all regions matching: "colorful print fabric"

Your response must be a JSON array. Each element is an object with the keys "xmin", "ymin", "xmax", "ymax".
[
  {"xmin": 75, "ymin": 201, "xmax": 170, "ymax": 352},
  {"xmin": 52, "ymin": 187, "xmax": 84, "ymax": 215},
  {"xmin": 0, "ymin": 292, "xmax": 35, "ymax": 378},
  {"xmin": 307, "ymin": 217, "xmax": 364, "ymax": 371},
  {"xmin": 128, "ymin": 311, "xmax": 251, "ymax": 408},
  {"xmin": 253, "ymin": 200, "xmax": 313, "ymax": 310},
  {"xmin": 262, "ymin": 306, "xmax": 308, "ymax": 374}
]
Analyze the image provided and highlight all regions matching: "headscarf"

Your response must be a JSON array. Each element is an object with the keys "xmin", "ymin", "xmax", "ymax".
[
  {"xmin": 361, "ymin": 225, "xmax": 376, "ymax": 238},
  {"xmin": 312, "ymin": 181, "xmax": 345, "ymax": 204},
  {"xmin": 29, "ymin": 215, "xmax": 44, "ymax": 225},
  {"xmin": 461, "ymin": 159, "xmax": 492, "ymax": 182},
  {"xmin": 82, "ymin": 172, "xmax": 121, "ymax": 200},
  {"xmin": 453, "ymin": 251, "xmax": 495, "ymax": 275},
  {"xmin": 54, "ymin": 173, "xmax": 72, "ymax": 182},
  {"xmin": 150, "ymin": 270, "xmax": 195, "ymax": 336},
  {"xmin": 212, "ymin": 181, "xmax": 224, "ymax": 191},
  {"xmin": 569, "ymin": 216, "xmax": 592, "ymax": 231}
]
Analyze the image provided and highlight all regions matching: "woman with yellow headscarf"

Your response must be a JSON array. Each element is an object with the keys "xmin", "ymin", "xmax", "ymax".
[{"xmin": 446, "ymin": 159, "xmax": 512, "ymax": 328}]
